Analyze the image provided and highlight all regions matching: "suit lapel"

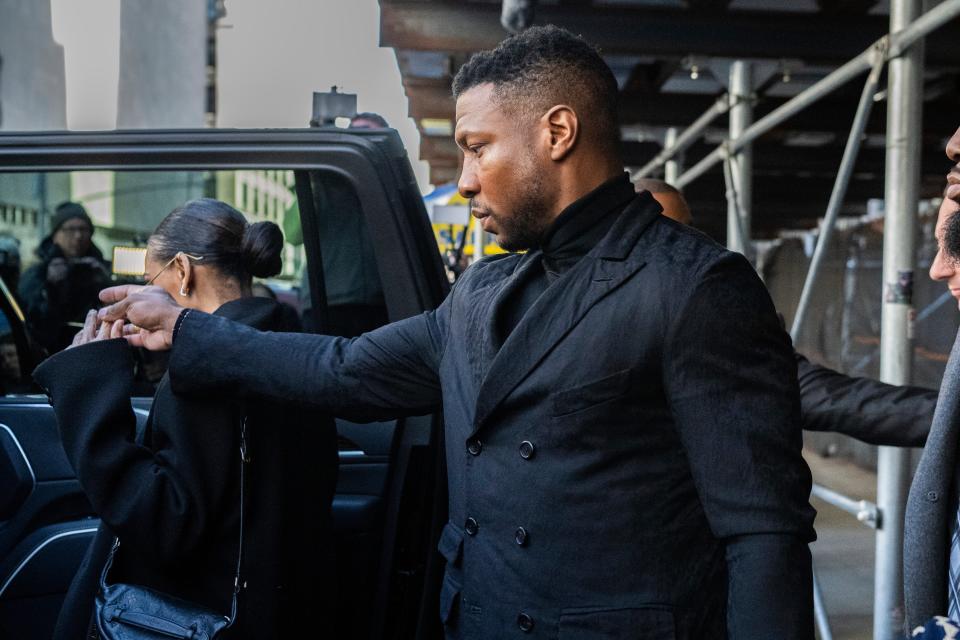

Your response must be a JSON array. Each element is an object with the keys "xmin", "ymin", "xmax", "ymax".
[
  {"xmin": 471, "ymin": 193, "xmax": 661, "ymax": 434},
  {"xmin": 481, "ymin": 251, "xmax": 545, "ymax": 369}
]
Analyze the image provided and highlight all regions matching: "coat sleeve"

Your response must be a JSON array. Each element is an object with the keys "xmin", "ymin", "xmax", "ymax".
[
  {"xmin": 797, "ymin": 352, "xmax": 934, "ymax": 447},
  {"xmin": 33, "ymin": 339, "xmax": 238, "ymax": 563},
  {"xmin": 663, "ymin": 251, "xmax": 816, "ymax": 639},
  {"xmin": 168, "ymin": 297, "xmax": 449, "ymax": 422}
]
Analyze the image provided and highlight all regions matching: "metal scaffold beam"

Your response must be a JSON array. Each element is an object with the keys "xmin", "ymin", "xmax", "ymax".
[{"xmin": 674, "ymin": 0, "xmax": 960, "ymax": 190}]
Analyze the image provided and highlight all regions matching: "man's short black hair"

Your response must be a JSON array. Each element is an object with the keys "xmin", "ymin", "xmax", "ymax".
[
  {"xmin": 944, "ymin": 199, "xmax": 960, "ymax": 263},
  {"xmin": 452, "ymin": 25, "xmax": 621, "ymax": 155}
]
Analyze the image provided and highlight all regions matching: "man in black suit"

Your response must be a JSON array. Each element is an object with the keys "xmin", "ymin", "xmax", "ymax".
[{"xmin": 98, "ymin": 26, "xmax": 816, "ymax": 639}]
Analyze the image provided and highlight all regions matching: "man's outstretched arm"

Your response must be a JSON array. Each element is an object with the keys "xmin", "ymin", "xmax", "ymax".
[
  {"xmin": 99, "ymin": 285, "xmax": 446, "ymax": 421},
  {"xmin": 796, "ymin": 352, "xmax": 935, "ymax": 448}
]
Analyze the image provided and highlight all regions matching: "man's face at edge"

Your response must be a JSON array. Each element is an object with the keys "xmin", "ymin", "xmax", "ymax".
[
  {"xmin": 929, "ymin": 126, "xmax": 960, "ymax": 306},
  {"xmin": 454, "ymin": 83, "xmax": 555, "ymax": 252}
]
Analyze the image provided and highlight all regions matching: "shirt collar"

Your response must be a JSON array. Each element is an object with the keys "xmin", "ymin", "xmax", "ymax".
[{"xmin": 539, "ymin": 172, "xmax": 637, "ymax": 274}]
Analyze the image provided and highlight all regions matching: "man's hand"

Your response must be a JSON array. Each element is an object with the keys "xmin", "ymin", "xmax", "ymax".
[{"xmin": 98, "ymin": 285, "xmax": 184, "ymax": 351}]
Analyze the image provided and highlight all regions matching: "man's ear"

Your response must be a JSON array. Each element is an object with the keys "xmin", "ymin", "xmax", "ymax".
[{"xmin": 543, "ymin": 105, "xmax": 579, "ymax": 161}]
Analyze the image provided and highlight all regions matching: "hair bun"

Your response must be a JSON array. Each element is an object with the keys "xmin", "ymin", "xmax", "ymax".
[{"xmin": 241, "ymin": 221, "xmax": 284, "ymax": 278}]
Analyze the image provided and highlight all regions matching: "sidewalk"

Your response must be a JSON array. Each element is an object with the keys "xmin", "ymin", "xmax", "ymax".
[{"xmin": 807, "ymin": 448, "xmax": 882, "ymax": 640}]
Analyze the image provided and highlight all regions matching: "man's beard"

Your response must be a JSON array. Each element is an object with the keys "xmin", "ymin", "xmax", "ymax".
[{"xmin": 481, "ymin": 171, "xmax": 551, "ymax": 253}]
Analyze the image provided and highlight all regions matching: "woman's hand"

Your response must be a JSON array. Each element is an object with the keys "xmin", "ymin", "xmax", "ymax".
[{"xmin": 69, "ymin": 309, "xmax": 126, "ymax": 349}]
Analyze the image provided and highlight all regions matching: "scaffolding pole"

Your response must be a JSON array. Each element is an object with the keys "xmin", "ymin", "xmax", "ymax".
[
  {"xmin": 674, "ymin": 0, "xmax": 960, "ymax": 191},
  {"xmin": 631, "ymin": 95, "xmax": 729, "ymax": 181},
  {"xmin": 664, "ymin": 127, "xmax": 682, "ymax": 185},
  {"xmin": 814, "ymin": 567, "xmax": 835, "ymax": 640},
  {"xmin": 874, "ymin": 0, "xmax": 924, "ymax": 637},
  {"xmin": 472, "ymin": 215, "xmax": 486, "ymax": 265},
  {"xmin": 727, "ymin": 61, "xmax": 753, "ymax": 255},
  {"xmin": 790, "ymin": 51, "xmax": 886, "ymax": 343}
]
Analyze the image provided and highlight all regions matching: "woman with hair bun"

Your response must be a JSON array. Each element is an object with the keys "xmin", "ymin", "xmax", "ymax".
[{"xmin": 34, "ymin": 198, "xmax": 337, "ymax": 639}]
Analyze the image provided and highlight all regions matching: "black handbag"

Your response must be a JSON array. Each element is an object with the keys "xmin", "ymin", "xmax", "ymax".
[{"xmin": 94, "ymin": 417, "xmax": 249, "ymax": 640}]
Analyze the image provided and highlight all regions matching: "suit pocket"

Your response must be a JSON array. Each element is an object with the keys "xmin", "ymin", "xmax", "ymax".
[
  {"xmin": 437, "ymin": 521, "xmax": 463, "ymax": 567},
  {"xmin": 558, "ymin": 606, "xmax": 675, "ymax": 640},
  {"xmin": 551, "ymin": 368, "xmax": 633, "ymax": 417},
  {"xmin": 439, "ymin": 570, "xmax": 462, "ymax": 626}
]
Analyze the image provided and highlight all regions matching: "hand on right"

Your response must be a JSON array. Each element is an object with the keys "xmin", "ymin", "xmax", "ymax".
[{"xmin": 98, "ymin": 285, "xmax": 184, "ymax": 351}]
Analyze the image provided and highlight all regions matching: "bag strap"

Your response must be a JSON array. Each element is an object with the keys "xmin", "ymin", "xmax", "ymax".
[
  {"xmin": 101, "ymin": 412, "xmax": 250, "ymax": 626},
  {"xmin": 228, "ymin": 415, "xmax": 249, "ymax": 622}
]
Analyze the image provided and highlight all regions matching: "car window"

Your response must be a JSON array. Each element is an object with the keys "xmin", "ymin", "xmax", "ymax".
[
  {"xmin": 0, "ymin": 168, "xmax": 370, "ymax": 393},
  {"xmin": 292, "ymin": 170, "xmax": 388, "ymax": 337}
]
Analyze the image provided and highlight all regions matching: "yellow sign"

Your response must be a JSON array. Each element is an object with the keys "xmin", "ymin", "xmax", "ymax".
[{"xmin": 429, "ymin": 192, "xmax": 505, "ymax": 257}]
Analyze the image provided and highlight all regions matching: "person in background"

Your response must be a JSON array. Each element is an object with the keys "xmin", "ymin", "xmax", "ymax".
[
  {"xmin": 349, "ymin": 112, "xmax": 389, "ymax": 129},
  {"xmin": 636, "ymin": 177, "xmax": 937, "ymax": 447},
  {"xmin": 19, "ymin": 202, "xmax": 110, "ymax": 354},
  {"xmin": 0, "ymin": 234, "xmax": 22, "ymax": 293},
  {"xmin": 0, "ymin": 234, "xmax": 21, "ymax": 338},
  {"xmin": 634, "ymin": 177, "xmax": 692, "ymax": 225},
  {"xmin": 34, "ymin": 198, "xmax": 337, "ymax": 640}
]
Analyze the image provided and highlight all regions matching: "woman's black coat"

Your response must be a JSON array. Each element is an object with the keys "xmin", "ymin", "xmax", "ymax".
[{"xmin": 34, "ymin": 296, "xmax": 338, "ymax": 639}]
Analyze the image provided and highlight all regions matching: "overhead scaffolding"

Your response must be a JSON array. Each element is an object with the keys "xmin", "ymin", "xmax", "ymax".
[
  {"xmin": 633, "ymin": 1, "xmax": 960, "ymax": 638},
  {"xmin": 627, "ymin": 1, "xmax": 960, "ymax": 195}
]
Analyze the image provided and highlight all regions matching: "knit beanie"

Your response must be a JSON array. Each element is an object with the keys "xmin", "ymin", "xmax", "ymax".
[{"xmin": 50, "ymin": 202, "xmax": 93, "ymax": 235}]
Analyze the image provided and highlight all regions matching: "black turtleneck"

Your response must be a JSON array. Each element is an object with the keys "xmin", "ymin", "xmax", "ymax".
[{"xmin": 497, "ymin": 172, "xmax": 637, "ymax": 343}]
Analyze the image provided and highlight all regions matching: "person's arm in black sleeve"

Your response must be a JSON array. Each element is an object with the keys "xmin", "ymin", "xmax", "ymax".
[
  {"xmin": 167, "ymin": 296, "xmax": 450, "ymax": 422},
  {"xmin": 33, "ymin": 339, "xmax": 236, "ymax": 563},
  {"xmin": 796, "ymin": 352, "xmax": 935, "ymax": 448},
  {"xmin": 664, "ymin": 252, "xmax": 816, "ymax": 640},
  {"xmin": 17, "ymin": 263, "xmax": 47, "ymax": 318}
]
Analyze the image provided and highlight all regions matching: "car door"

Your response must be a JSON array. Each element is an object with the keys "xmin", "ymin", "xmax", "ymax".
[{"xmin": 0, "ymin": 129, "xmax": 450, "ymax": 640}]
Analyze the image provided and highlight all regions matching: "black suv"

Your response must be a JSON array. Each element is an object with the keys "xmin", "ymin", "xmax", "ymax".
[{"xmin": 0, "ymin": 129, "xmax": 450, "ymax": 640}]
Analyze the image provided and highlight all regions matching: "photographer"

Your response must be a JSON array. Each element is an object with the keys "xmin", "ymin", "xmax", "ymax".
[{"xmin": 20, "ymin": 202, "xmax": 110, "ymax": 354}]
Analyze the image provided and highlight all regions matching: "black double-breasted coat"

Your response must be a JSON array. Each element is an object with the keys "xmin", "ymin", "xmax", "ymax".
[
  {"xmin": 34, "ymin": 297, "xmax": 337, "ymax": 639},
  {"xmin": 167, "ymin": 191, "xmax": 817, "ymax": 639}
]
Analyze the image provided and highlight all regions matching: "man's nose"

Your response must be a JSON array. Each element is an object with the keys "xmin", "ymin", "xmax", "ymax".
[
  {"xmin": 947, "ymin": 126, "xmax": 960, "ymax": 163},
  {"xmin": 930, "ymin": 250, "xmax": 954, "ymax": 282},
  {"xmin": 458, "ymin": 158, "xmax": 479, "ymax": 200}
]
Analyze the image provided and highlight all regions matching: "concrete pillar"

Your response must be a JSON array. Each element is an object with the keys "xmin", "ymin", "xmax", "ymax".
[{"xmin": 114, "ymin": 0, "xmax": 207, "ymax": 237}]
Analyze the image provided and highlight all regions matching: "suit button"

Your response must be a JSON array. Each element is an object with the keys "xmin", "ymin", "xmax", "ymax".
[
  {"xmin": 517, "ymin": 612, "xmax": 534, "ymax": 632},
  {"xmin": 519, "ymin": 441, "xmax": 535, "ymax": 460},
  {"xmin": 467, "ymin": 439, "xmax": 482, "ymax": 456},
  {"xmin": 927, "ymin": 491, "xmax": 939, "ymax": 502},
  {"xmin": 514, "ymin": 527, "xmax": 529, "ymax": 547},
  {"xmin": 465, "ymin": 517, "xmax": 479, "ymax": 536}
]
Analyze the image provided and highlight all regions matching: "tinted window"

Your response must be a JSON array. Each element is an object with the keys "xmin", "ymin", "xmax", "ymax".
[{"xmin": 0, "ymin": 168, "xmax": 387, "ymax": 391}]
